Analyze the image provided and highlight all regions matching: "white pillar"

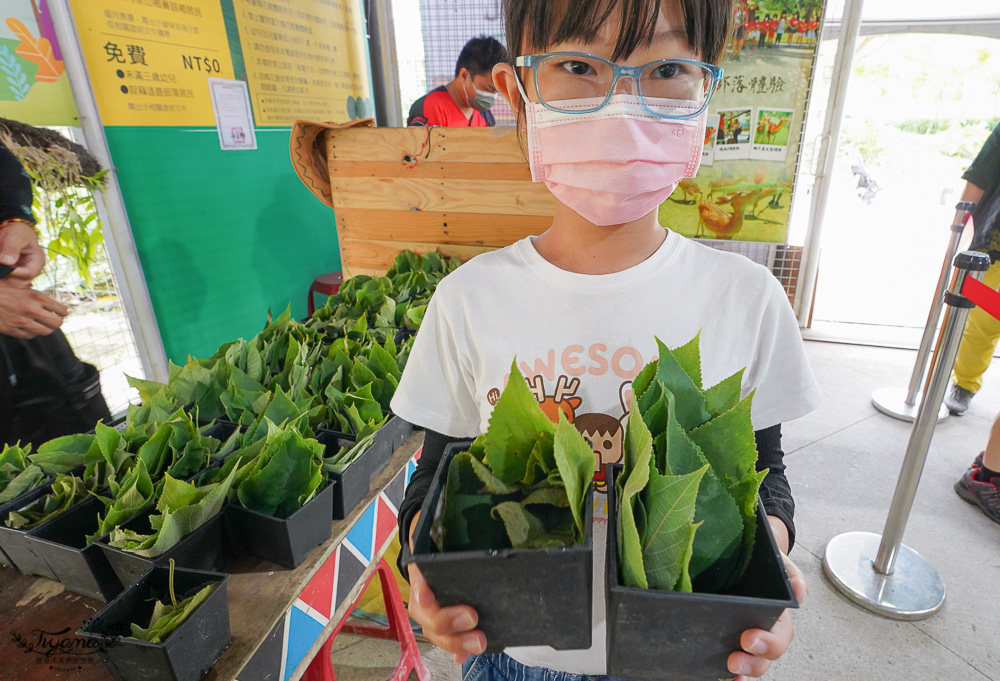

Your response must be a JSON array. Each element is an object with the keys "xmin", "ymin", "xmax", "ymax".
[
  {"xmin": 47, "ymin": 0, "xmax": 169, "ymax": 382},
  {"xmin": 795, "ymin": 0, "xmax": 867, "ymax": 326}
]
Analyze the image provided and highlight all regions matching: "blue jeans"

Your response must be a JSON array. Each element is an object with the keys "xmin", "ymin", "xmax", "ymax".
[{"xmin": 462, "ymin": 653, "xmax": 621, "ymax": 681}]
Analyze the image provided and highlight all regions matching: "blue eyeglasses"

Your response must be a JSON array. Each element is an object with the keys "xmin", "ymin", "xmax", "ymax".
[{"xmin": 514, "ymin": 52, "xmax": 723, "ymax": 119}]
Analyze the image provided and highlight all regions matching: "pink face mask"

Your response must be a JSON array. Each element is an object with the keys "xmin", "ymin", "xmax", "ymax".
[{"xmin": 525, "ymin": 95, "xmax": 706, "ymax": 226}]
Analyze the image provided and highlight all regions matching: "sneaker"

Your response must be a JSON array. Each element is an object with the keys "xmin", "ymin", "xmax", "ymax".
[
  {"xmin": 974, "ymin": 452, "xmax": 984, "ymax": 469},
  {"xmin": 955, "ymin": 466, "xmax": 1000, "ymax": 526},
  {"xmin": 944, "ymin": 385, "xmax": 975, "ymax": 415}
]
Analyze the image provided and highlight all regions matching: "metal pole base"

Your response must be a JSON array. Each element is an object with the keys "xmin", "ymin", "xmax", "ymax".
[
  {"xmin": 871, "ymin": 386, "xmax": 949, "ymax": 423},
  {"xmin": 823, "ymin": 531, "xmax": 945, "ymax": 620}
]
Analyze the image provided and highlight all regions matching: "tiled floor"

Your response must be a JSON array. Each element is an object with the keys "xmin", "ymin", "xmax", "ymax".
[{"xmin": 331, "ymin": 340, "xmax": 1000, "ymax": 681}]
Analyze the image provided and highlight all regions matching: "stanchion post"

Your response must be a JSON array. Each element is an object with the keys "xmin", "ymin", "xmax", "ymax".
[
  {"xmin": 871, "ymin": 201, "xmax": 976, "ymax": 422},
  {"xmin": 875, "ymin": 250, "xmax": 988, "ymax": 574},
  {"xmin": 825, "ymin": 250, "xmax": 990, "ymax": 619}
]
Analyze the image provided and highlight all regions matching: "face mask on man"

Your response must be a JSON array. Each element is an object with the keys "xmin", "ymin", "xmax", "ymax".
[
  {"xmin": 464, "ymin": 73, "xmax": 497, "ymax": 112},
  {"xmin": 524, "ymin": 94, "xmax": 706, "ymax": 226}
]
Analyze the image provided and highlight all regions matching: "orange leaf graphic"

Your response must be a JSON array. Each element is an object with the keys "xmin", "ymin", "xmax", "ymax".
[{"xmin": 6, "ymin": 18, "xmax": 64, "ymax": 82}]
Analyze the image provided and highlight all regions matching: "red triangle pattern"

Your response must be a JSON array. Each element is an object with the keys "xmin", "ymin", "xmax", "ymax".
[
  {"xmin": 298, "ymin": 547, "xmax": 338, "ymax": 619},
  {"xmin": 375, "ymin": 496, "xmax": 397, "ymax": 551}
]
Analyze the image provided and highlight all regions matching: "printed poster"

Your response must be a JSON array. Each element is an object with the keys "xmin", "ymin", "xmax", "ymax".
[
  {"xmin": 230, "ymin": 0, "xmax": 372, "ymax": 126},
  {"xmin": 208, "ymin": 77, "xmax": 256, "ymax": 151},
  {"xmin": 659, "ymin": 0, "xmax": 826, "ymax": 243},
  {"xmin": 0, "ymin": 0, "xmax": 78, "ymax": 126},
  {"xmin": 67, "ymin": 0, "xmax": 235, "ymax": 126}
]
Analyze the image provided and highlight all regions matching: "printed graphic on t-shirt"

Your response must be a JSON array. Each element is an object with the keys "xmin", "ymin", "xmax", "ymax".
[{"xmin": 488, "ymin": 344, "xmax": 652, "ymax": 499}]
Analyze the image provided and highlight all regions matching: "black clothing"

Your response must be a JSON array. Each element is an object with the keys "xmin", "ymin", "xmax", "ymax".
[
  {"xmin": 965, "ymin": 123, "xmax": 1000, "ymax": 261},
  {"xmin": 0, "ymin": 141, "xmax": 34, "ymax": 224}
]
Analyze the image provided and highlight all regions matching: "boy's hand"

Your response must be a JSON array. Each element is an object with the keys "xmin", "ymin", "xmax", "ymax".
[
  {"xmin": 407, "ymin": 563, "xmax": 486, "ymax": 664},
  {"xmin": 726, "ymin": 552, "xmax": 807, "ymax": 680}
]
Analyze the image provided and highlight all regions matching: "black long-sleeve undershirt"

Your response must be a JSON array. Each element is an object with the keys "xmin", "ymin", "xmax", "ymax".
[{"xmin": 397, "ymin": 423, "xmax": 796, "ymax": 575}]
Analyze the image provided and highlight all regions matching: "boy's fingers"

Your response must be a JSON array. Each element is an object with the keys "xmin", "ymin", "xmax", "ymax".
[
  {"xmin": 740, "ymin": 610, "xmax": 794, "ymax": 661},
  {"xmin": 407, "ymin": 563, "xmax": 437, "ymax": 611},
  {"xmin": 727, "ymin": 650, "xmax": 772, "ymax": 679},
  {"xmin": 781, "ymin": 554, "xmax": 808, "ymax": 604}
]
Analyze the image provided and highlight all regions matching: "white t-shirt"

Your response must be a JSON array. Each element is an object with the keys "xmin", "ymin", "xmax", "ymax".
[{"xmin": 390, "ymin": 232, "xmax": 821, "ymax": 675}]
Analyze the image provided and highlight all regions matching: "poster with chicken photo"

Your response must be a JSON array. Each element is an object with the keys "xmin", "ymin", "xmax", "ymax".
[
  {"xmin": 751, "ymin": 108, "xmax": 793, "ymax": 162},
  {"xmin": 713, "ymin": 108, "xmax": 753, "ymax": 160},
  {"xmin": 659, "ymin": 0, "xmax": 827, "ymax": 244}
]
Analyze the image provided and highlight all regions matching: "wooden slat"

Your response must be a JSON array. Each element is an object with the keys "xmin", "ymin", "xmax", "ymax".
[
  {"xmin": 330, "ymin": 176, "xmax": 556, "ymax": 216},
  {"xmin": 341, "ymin": 238, "xmax": 496, "ymax": 275},
  {"xmin": 327, "ymin": 126, "xmax": 525, "ymax": 163},
  {"xmin": 335, "ymin": 208, "xmax": 550, "ymax": 246},
  {"xmin": 330, "ymin": 161, "xmax": 532, "ymax": 181}
]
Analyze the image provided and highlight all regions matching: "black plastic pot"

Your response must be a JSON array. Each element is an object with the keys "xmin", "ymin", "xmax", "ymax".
[
  {"xmin": 405, "ymin": 444, "xmax": 593, "ymax": 653},
  {"xmin": 97, "ymin": 506, "xmax": 225, "ymax": 590},
  {"xmin": 26, "ymin": 496, "xmax": 124, "ymax": 601},
  {"xmin": 78, "ymin": 565, "xmax": 230, "ymax": 681},
  {"xmin": 0, "ymin": 483, "xmax": 68, "ymax": 579},
  {"xmin": 224, "ymin": 479, "xmax": 335, "ymax": 568},
  {"xmin": 318, "ymin": 430, "xmax": 393, "ymax": 519},
  {"xmin": 605, "ymin": 467, "xmax": 799, "ymax": 681},
  {"xmin": 379, "ymin": 413, "xmax": 413, "ymax": 452}
]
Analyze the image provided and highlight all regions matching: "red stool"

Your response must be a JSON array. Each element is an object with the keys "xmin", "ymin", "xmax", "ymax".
[
  {"xmin": 302, "ymin": 558, "xmax": 429, "ymax": 681},
  {"xmin": 308, "ymin": 272, "xmax": 344, "ymax": 316}
]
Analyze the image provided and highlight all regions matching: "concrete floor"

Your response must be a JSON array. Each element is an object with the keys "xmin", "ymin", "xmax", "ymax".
[{"xmin": 330, "ymin": 339, "xmax": 1000, "ymax": 681}]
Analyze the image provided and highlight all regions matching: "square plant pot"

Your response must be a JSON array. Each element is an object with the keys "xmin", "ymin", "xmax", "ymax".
[
  {"xmin": 318, "ymin": 431, "xmax": 394, "ymax": 520},
  {"xmin": 605, "ymin": 467, "xmax": 799, "ymax": 681},
  {"xmin": 224, "ymin": 479, "xmax": 335, "ymax": 569},
  {"xmin": 27, "ymin": 496, "xmax": 125, "ymax": 602},
  {"xmin": 0, "ymin": 483, "xmax": 70, "ymax": 579},
  {"xmin": 97, "ymin": 507, "xmax": 225, "ymax": 590},
  {"xmin": 379, "ymin": 413, "xmax": 413, "ymax": 452},
  {"xmin": 405, "ymin": 444, "xmax": 593, "ymax": 653},
  {"xmin": 78, "ymin": 565, "xmax": 230, "ymax": 681}
]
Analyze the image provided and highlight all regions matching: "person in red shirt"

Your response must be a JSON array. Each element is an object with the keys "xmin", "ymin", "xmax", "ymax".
[{"xmin": 408, "ymin": 36, "xmax": 508, "ymax": 127}]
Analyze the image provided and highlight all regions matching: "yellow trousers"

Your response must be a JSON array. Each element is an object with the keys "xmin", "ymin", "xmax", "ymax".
[{"xmin": 953, "ymin": 259, "xmax": 1000, "ymax": 394}]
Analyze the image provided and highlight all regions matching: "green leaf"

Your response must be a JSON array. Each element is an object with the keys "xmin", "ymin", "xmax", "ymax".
[
  {"xmin": 687, "ymin": 393, "xmax": 757, "ymax": 487},
  {"xmin": 704, "ymin": 369, "xmax": 744, "ymax": 419},
  {"xmin": 491, "ymin": 502, "xmax": 573, "ymax": 549},
  {"xmin": 437, "ymin": 453, "xmax": 511, "ymax": 551},
  {"xmin": 6, "ymin": 475, "xmax": 90, "ymax": 529},
  {"xmin": 480, "ymin": 361, "xmax": 556, "ymax": 486},
  {"xmin": 30, "ymin": 434, "xmax": 95, "ymax": 474},
  {"xmin": 653, "ymin": 337, "xmax": 711, "ymax": 431},
  {"xmin": 109, "ymin": 466, "xmax": 237, "ymax": 558},
  {"xmin": 237, "ymin": 428, "xmax": 325, "ymax": 518},
  {"xmin": 662, "ymin": 392, "xmax": 742, "ymax": 582},
  {"xmin": 619, "ymin": 406, "xmax": 653, "ymax": 589},
  {"xmin": 671, "ymin": 332, "xmax": 702, "ymax": 389},
  {"xmin": 128, "ymin": 560, "xmax": 218, "ymax": 643},
  {"xmin": 552, "ymin": 412, "xmax": 593, "ymax": 538},
  {"xmin": 641, "ymin": 464, "xmax": 707, "ymax": 591}
]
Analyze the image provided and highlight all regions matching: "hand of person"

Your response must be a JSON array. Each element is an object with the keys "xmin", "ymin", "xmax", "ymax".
[
  {"xmin": 726, "ymin": 551, "xmax": 808, "ymax": 680},
  {"xmin": 0, "ymin": 221, "xmax": 46, "ymax": 281},
  {"xmin": 0, "ymin": 283, "xmax": 69, "ymax": 338},
  {"xmin": 407, "ymin": 512, "xmax": 486, "ymax": 664}
]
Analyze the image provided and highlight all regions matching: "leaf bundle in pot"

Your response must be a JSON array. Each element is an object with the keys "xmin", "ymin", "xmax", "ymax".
[
  {"xmin": 0, "ymin": 443, "xmax": 46, "ymax": 505},
  {"xmin": 618, "ymin": 334, "xmax": 764, "ymax": 594},
  {"xmin": 434, "ymin": 360, "xmax": 593, "ymax": 552}
]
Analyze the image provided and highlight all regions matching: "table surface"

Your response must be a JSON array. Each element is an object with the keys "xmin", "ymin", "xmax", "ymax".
[{"xmin": 0, "ymin": 433, "xmax": 423, "ymax": 681}]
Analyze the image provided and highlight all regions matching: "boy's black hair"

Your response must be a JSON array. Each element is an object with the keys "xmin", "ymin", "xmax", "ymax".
[
  {"xmin": 503, "ymin": 0, "xmax": 734, "ymax": 67},
  {"xmin": 455, "ymin": 35, "xmax": 510, "ymax": 77}
]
